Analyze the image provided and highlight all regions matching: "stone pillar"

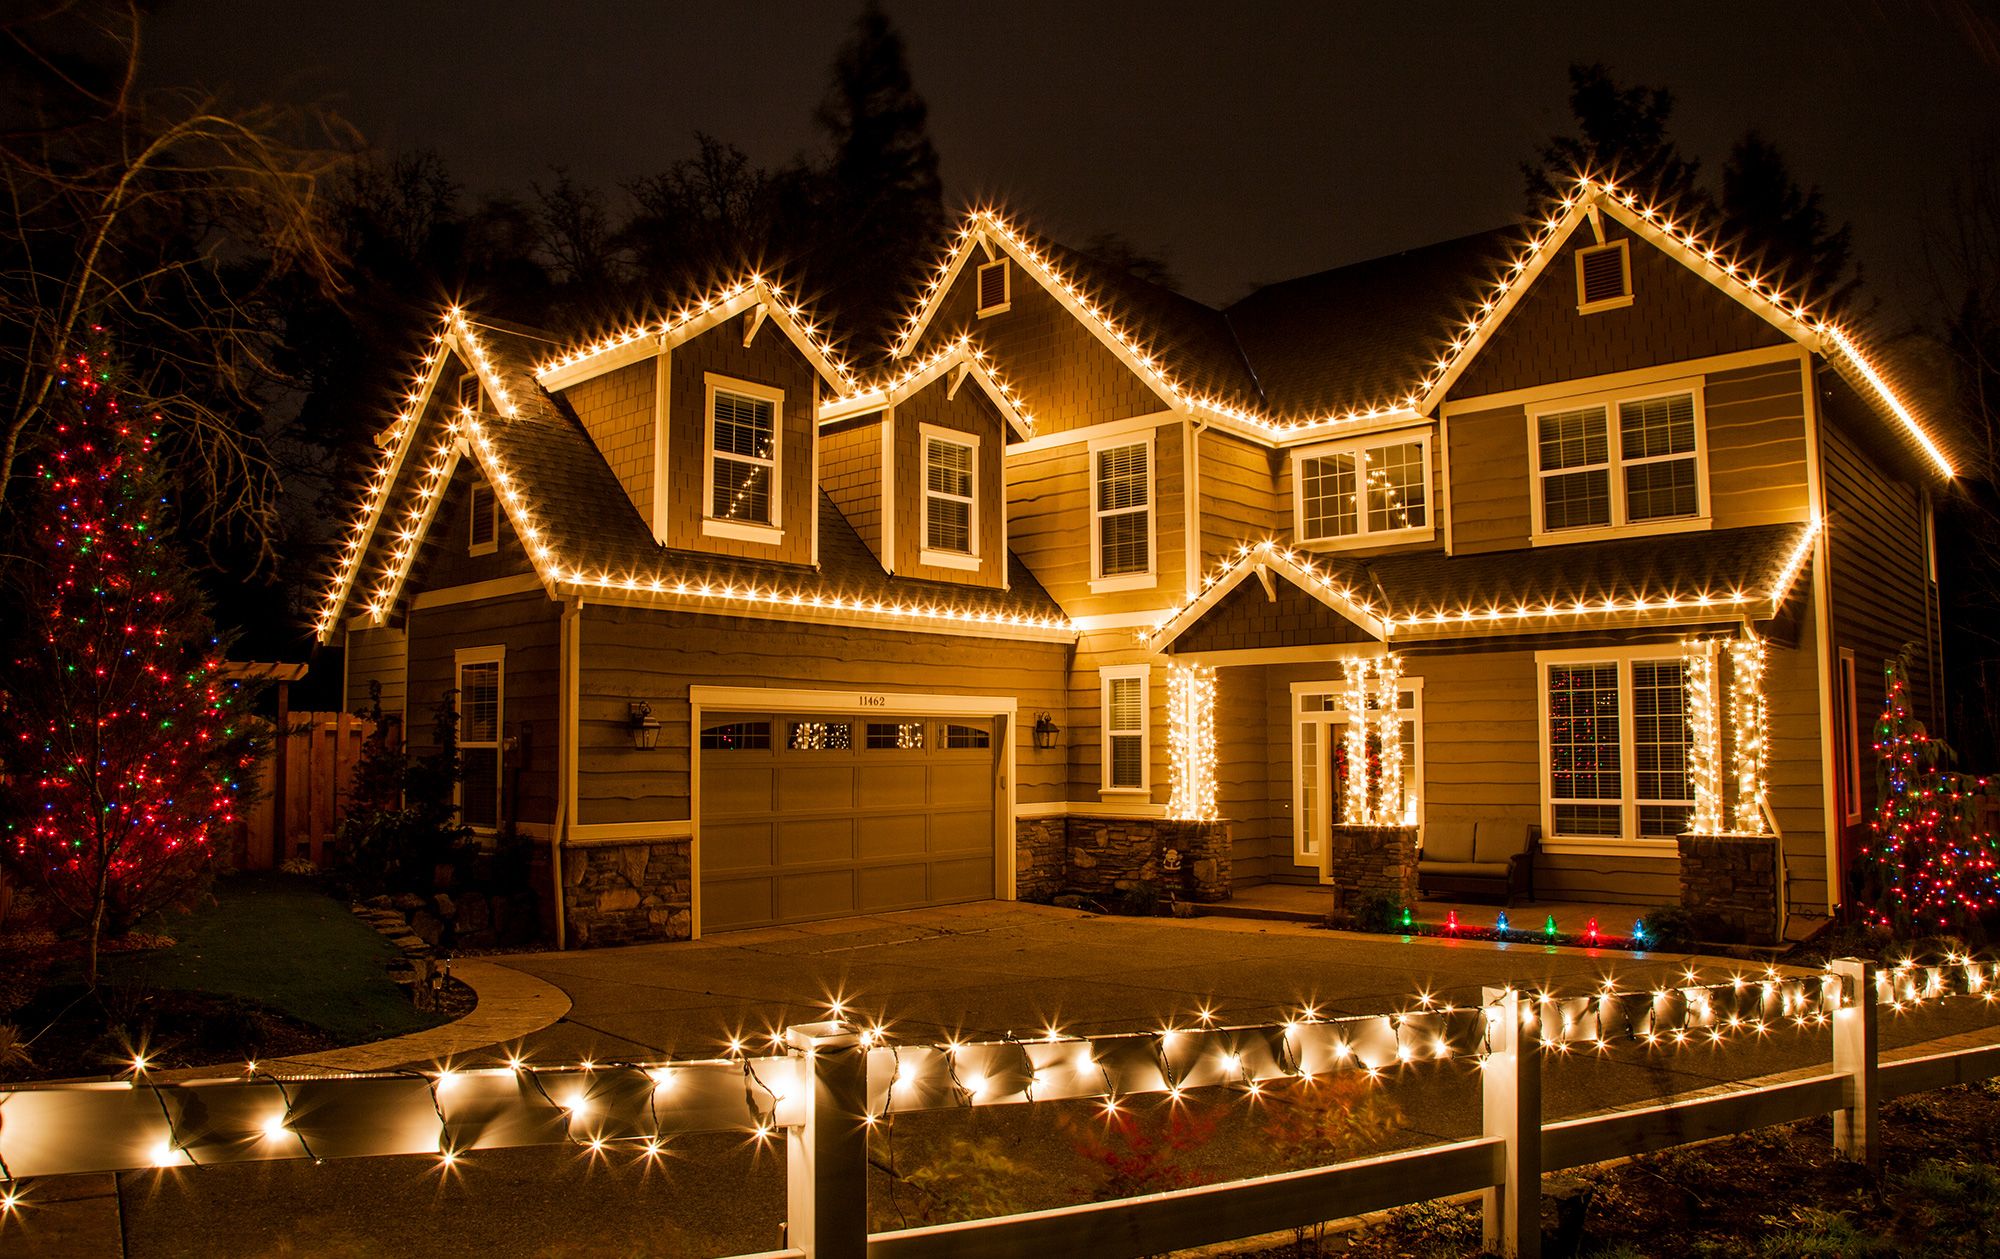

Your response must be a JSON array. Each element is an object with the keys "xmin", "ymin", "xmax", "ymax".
[
  {"xmin": 1676, "ymin": 832, "xmax": 1780, "ymax": 944},
  {"xmin": 1325, "ymin": 824, "xmax": 1419, "ymax": 909}
]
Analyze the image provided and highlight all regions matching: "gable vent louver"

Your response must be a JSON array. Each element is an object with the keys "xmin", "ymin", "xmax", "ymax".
[
  {"xmin": 977, "ymin": 259, "xmax": 1010, "ymax": 315},
  {"xmin": 1576, "ymin": 241, "xmax": 1632, "ymax": 310}
]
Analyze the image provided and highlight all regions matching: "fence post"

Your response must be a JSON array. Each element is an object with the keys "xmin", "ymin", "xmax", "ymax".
[
  {"xmin": 1482, "ymin": 986, "xmax": 1542, "ymax": 1259},
  {"xmin": 1829, "ymin": 957, "xmax": 1878, "ymax": 1170},
  {"xmin": 784, "ymin": 1021, "xmax": 868, "ymax": 1259}
]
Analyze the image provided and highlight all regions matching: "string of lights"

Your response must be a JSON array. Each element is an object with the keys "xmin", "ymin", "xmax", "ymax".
[{"xmin": 1165, "ymin": 662, "xmax": 1219, "ymax": 821}]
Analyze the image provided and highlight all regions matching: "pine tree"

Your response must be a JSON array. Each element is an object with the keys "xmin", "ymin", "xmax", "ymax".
[
  {"xmin": 1860, "ymin": 652, "xmax": 2000, "ymax": 938},
  {"xmin": 1719, "ymin": 133, "xmax": 1859, "ymax": 314},
  {"xmin": 0, "ymin": 333, "xmax": 263, "ymax": 984},
  {"xmin": 1523, "ymin": 63, "xmax": 1708, "ymax": 215}
]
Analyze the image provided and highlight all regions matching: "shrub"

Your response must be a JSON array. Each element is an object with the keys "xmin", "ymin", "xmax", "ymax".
[
  {"xmin": 1113, "ymin": 883, "xmax": 1160, "ymax": 917},
  {"xmin": 1060, "ymin": 1098, "xmax": 1218, "ymax": 1200},
  {"xmin": 1257, "ymin": 1072, "xmax": 1403, "ymax": 1167},
  {"xmin": 1637, "ymin": 905, "xmax": 1702, "ymax": 950},
  {"xmin": 336, "ymin": 685, "xmax": 471, "ymax": 895},
  {"xmin": 1351, "ymin": 892, "xmax": 1405, "ymax": 934},
  {"xmin": 897, "ymin": 1135, "xmax": 1042, "ymax": 1224}
]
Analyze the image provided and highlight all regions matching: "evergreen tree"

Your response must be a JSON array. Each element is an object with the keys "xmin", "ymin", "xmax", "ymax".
[
  {"xmin": 1524, "ymin": 63, "xmax": 1707, "ymax": 214},
  {"xmin": 1720, "ymin": 132, "xmax": 1860, "ymax": 313},
  {"xmin": 0, "ymin": 334, "xmax": 264, "ymax": 984}
]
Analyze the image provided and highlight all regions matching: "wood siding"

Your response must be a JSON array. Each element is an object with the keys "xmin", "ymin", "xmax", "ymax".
[
  {"xmin": 1068, "ymin": 633, "xmax": 1166, "ymax": 806},
  {"xmin": 408, "ymin": 461, "xmax": 538, "ymax": 596},
  {"xmin": 1445, "ymin": 403, "xmax": 1533, "ymax": 554},
  {"xmin": 1452, "ymin": 221, "xmax": 1790, "ymax": 400},
  {"xmin": 1196, "ymin": 427, "xmax": 1279, "ymax": 566},
  {"xmin": 344, "ymin": 624, "xmax": 408, "ymax": 723},
  {"xmin": 560, "ymin": 358, "xmax": 656, "ymax": 529},
  {"xmin": 661, "ymin": 317, "xmax": 821, "ymax": 566},
  {"xmin": 1706, "ymin": 359, "xmax": 1810, "ymax": 529},
  {"xmin": 404, "ymin": 590, "xmax": 561, "ymax": 827},
  {"xmin": 576, "ymin": 605, "xmax": 1070, "ymax": 826},
  {"xmin": 1005, "ymin": 420, "xmax": 1185, "ymax": 617},
  {"xmin": 912, "ymin": 257, "xmax": 1166, "ymax": 434},
  {"xmin": 889, "ymin": 379, "xmax": 1009, "ymax": 589},
  {"xmin": 1169, "ymin": 578, "xmax": 1376, "ymax": 655},
  {"xmin": 820, "ymin": 416, "xmax": 885, "ymax": 565}
]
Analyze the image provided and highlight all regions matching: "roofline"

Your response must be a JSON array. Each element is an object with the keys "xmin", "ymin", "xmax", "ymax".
[
  {"xmin": 818, "ymin": 336, "xmax": 1037, "ymax": 440},
  {"xmin": 1139, "ymin": 541, "xmax": 1390, "ymax": 653}
]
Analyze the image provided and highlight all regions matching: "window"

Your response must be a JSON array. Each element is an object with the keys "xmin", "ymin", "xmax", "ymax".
[
  {"xmin": 865, "ymin": 722, "xmax": 925, "ymax": 749},
  {"xmin": 1838, "ymin": 649, "xmax": 1862, "ymax": 824},
  {"xmin": 468, "ymin": 481, "xmax": 497, "ymax": 555},
  {"xmin": 1540, "ymin": 650, "xmax": 1693, "ymax": 844},
  {"xmin": 1091, "ymin": 436, "xmax": 1153, "ymax": 590},
  {"xmin": 1295, "ymin": 434, "xmax": 1431, "ymax": 545},
  {"xmin": 921, "ymin": 426, "xmax": 979, "ymax": 570},
  {"xmin": 1293, "ymin": 681, "xmax": 1424, "ymax": 864},
  {"xmin": 788, "ymin": 721, "xmax": 851, "ymax": 750},
  {"xmin": 1575, "ymin": 240, "xmax": 1632, "ymax": 312},
  {"xmin": 1101, "ymin": 665, "xmax": 1150, "ymax": 792},
  {"xmin": 1530, "ymin": 385, "xmax": 1705, "ymax": 539},
  {"xmin": 977, "ymin": 259, "xmax": 1011, "ymax": 316},
  {"xmin": 943, "ymin": 723, "xmax": 991, "ymax": 749},
  {"xmin": 701, "ymin": 721, "xmax": 771, "ymax": 750},
  {"xmin": 455, "ymin": 647, "xmax": 503, "ymax": 830},
  {"xmin": 704, "ymin": 374, "xmax": 783, "ymax": 541}
]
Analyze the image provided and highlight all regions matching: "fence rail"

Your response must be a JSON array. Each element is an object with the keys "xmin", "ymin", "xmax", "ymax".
[{"xmin": 1, "ymin": 959, "xmax": 1996, "ymax": 1258}]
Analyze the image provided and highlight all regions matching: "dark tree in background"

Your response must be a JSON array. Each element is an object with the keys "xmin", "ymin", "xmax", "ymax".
[
  {"xmin": 1719, "ymin": 133, "xmax": 1860, "ymax": 315},
  {"xmin": 0, "ymin": 335, "xmax": 264, "ymax": 985},
  {"xmin": 1524, "ymin": 64, "xmax": 1706, "ymax": 215}
]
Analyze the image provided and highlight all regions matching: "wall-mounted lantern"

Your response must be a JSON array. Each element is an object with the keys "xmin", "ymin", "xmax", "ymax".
[
  {"xmin": 1032, "ymin": 712, "xmax": 1061, "ymax": 750},
  {"xmin": 627, "ymin": 701, "xmax": 661, "ymax": 751}
]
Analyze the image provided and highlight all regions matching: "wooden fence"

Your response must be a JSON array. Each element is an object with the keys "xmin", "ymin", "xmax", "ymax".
[
  {"xmin": 0, "ymin": 960, "xmax": 1996, "ymax": 1259},
  {"xmin": 238, "ymin": 712, "xmax": 377, "ymax": 870}
]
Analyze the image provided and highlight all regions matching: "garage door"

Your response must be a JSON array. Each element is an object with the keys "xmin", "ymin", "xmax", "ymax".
[{"xmin": 698, "ymin": 712, "xmax": 998, "ymax": 932}]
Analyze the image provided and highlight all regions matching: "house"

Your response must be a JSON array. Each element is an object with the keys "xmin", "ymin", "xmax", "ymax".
[{"xmin": 320, "ymin": 177, "xmax": 1952, "ymax": 947}]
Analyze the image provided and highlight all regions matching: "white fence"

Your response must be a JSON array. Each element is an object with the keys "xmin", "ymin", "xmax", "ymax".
[{"xmin": 0, "ymin": 958, "xmax": 1996, "ymax": 1258}]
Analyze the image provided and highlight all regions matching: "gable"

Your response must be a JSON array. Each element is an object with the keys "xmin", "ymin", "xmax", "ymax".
[
  {"xmin": 1166, "ymin": 576, "xmax": 1378, "ymax": 655},
  {"xmin": 403, "ymin": 459, "xmax": 538, "ymax": 601},
  {"xmin": 1448, "ymin": 218, "xmax": 1790, "ymax": 403},
  {"xmin": 561, "ymin": 357, "xmax": 658, "ymax": 530}
]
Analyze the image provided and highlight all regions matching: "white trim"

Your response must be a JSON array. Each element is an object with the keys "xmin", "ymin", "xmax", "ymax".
[
  {"xmin": 1089, "ymin": 431, "xmax": 1157, "ymax": 590},
  {"xmin": 551, "ymin": 582, "xmax": 1076, "ymax": 643},
  {"xmin": 919, "ymin": 422, "xmax": 981, "ymax": 568},
  {"xmin": 1142, "ymin": 545, "xmax": 1388, "ymax": 654},
  {"xmin": 1440, "ymin": 345, "xmax": 1800, "ymax": 418},
  {"xmin": 819, "ymin": 348, "xmax": 1034, "ymax": 441},
  {"xmin": 976, "ymin": 257, "xmax": 1012, "ymax": 317},
  {"xmin": 1838, "ymin": 647, "xmax": 1862, "ymax": 826},
  {"xmin": 539, "ymin": 333, "xmax": 662, "ymax": 392},
  {"xmin": 651, "ymin": 346, "xmax": 672, "ymax": 545},
  {"xmin": 1099, "ymin": 664, "xmax": 1152, "ymax": 794},
  {"xmin": 1184, "ymin": 417, "xmax": 1203, "ymax": 600},
  {"xmin": 370, "ymin": 443, "xmax": 465, "ymax": 627},
  {"xmin": 1072, "ymin": 608, "xmax": 1180, "ymax": 632},
  {"xmin": 1009, "ymin": 410, "xmax": 1177, "ymax": 456},
  {"xmin": 703, "ymin": 372, "xmax": 785, "ymax": 537},
  {"xmin": 412, "ymin": 572, "xmax": 546, "ymax": 610},
  {"xmin": 1574, "ymin": 239, "xmax": 1634, "ymax": 314},
  {"xmin": 1291, "ymin": 428, "xmax": 1436, "ymax": 549},
  {"xmin": 1541, "ymin": 838, "xmax": 1678, "ymax": 859},
  {"xmin": 1438, "ymin": 409, "xmax": 1455, "ymax": 555},
  {"xmin": 1526, "ymin": 378, "xmax": 1711, "ymax": 545},
  {"xmin": 454, "ymin": 645, "xmax": 506, "ymax": 833},
  {"xmin": 569, "ymin": 820, "xmax": 694, "ymax": 845},
  {"xmin": 1015, "ymin": 799, "xmax": 1170, "ymax": 820},
  {"xmin": 1803, "ymin": 352, "xmax": 1840, "ymax": 912},
  {"xmin": 881, "ymin": 407, "xmax": 897, "ymax": 574},
  {"xmin": 1534, "ymin": 644, "xmax": 1698, "ymax": 848},
  {"xmin": 1169, "ymin": 643, "xmax": 1387, "ymax": 667}
]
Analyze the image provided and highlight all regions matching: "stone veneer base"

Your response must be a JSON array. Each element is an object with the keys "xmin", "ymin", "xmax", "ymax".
[{"xmin": 1678, "ymin": 832, "xmax": 1781, "ymax": 945}]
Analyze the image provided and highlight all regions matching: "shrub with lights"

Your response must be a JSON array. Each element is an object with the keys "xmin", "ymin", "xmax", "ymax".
[
  {"xmin": 1860, "ymin": 651, "xmax": 1999, "ymax": 941},
  {"xmin": 0, "ymin": 336, "xmax": 263, "ymax": 985}
]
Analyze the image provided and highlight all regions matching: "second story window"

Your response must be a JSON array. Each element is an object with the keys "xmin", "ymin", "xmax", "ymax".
[
  {"xmin": 705, "ymin": 374, "xmax": 784, "ymax": 539},
  {"xmin": 1091, "ymin": 435, "xmax": 1154, "ymax": 590},
  {"xmin": 1532, "ymin": 385, "xmax": 1705, "ymax": 539},
  {"xmin": 1295, "ymin": 434, "xmax": 1430, "ymax": 546},
  {"xmin": 921, "ymin": 426, "xmax": 979, "ymax": 570}
]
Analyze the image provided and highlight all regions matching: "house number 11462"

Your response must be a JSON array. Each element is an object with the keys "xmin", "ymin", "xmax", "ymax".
[{"xmin": 857, "ymin": 695, "xmax": 887, "ymax": 707}]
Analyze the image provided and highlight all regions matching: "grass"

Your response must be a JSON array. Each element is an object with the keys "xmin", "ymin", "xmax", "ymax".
[{"xmin": 99, "ymin": 871, "xmax": 440, "ymax": 1044}]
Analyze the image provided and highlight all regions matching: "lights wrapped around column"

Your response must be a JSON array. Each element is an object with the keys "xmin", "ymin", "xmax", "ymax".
[
  {"xmin": 1729, "ymin": 634, "xmax": 1770, "ymax": 835},
  {"xmin": 1373, "ymin": 653, "xmax": 1405, "ymax": 826},
  {"xmin": 1340, "ymin": 658, "xmax": 1371, "ymax": 825},
  {"xmin": 1166, "ymin": 663, "xmax": 1218, "ymax": 822},
  {"xmin": 1682, "ymin": 637, "xmax": 1725, "ymax": 833}
]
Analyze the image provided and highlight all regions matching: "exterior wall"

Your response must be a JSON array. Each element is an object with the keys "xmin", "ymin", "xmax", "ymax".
[
  {"xmin": 575, "ymin": 604, "xmax": 1071, "ymax": 826},
  {"xmin": 562, "ymin": 837, "xmax": 693, "ymax": 947},
  {"xmin": 1069, "ymin": 631, "xmax": 1168, "ymax": 808},
  {"xmin": 404, "ymin": 590, "xmax": 561, "ymax": 828},
  {"xmin": 820, "ymin": 415, "xmax": 885, "ymax": 564},
  {"xmin": 413, "ymin": 463, "xmax": 538, "ymax": 591},
  {"xmin": 660, "ymin": 318, "xmax": 822, "ymax": 566},
  {"xmin": 1196, "ymin": 427, "xmax": 1279, "ymax": 565},
  {"xmin": 889, "ymin": 381, "xmax": 1009, "ymax": 589},
  {"xmin": 1213, "ymin": 662, "xmax": 1275, "ymax": 883},
  {"xmin": 344, "ymin": 623, "xmax": 408, "ymax": 723},
  {"xmin": 1444, "ymin": 402, "xmax": 1533, "ymax": 554},
  {"xmin": 560, "ymin": 358, "xmax": 656, "ymax": 529},
  {"xmin": 1450, "ymin": 220, "xmax": 1790, "ymax": 401},
  {"xmin": 1005, "ymin": 419, "xmax": 1186, "ymax": 618},
  {"xmin": 1169, "ymin": 578, "xmax": 1376, "ymax": 655},
  {"xmin": 912, "ymin": 254, "xmax": 1167, "ymax": 435}
]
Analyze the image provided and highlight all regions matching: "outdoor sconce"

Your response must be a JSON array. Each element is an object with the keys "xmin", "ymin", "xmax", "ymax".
[
  {"xmin": 627, "ymin": 701, "xmax": 661, "ymax": 751},
  {"xmin": 1032, "ymin": 712, "xmax": 1061, "ymax": 750}
]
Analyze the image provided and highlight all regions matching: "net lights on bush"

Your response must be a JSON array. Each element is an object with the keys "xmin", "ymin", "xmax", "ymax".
[{"xmin": 1166, "ymin": 662, "xmax": 1218, "ymax": 822}]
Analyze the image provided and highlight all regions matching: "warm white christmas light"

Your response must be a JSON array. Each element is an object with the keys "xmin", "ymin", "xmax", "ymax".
[
  {"xmin": 1166, "ymin": 662, "xmax": 1218, "ymax": 822},
  {"xmin": 1729, "ymin": 634, "xmax": 1770, "ymax": 835},
  {"xmin": 1683, "ymin": 637, "xmax": 1725, "ymax": 833}
]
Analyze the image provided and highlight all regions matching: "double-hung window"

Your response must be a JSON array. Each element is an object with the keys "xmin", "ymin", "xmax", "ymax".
[
  {"xmin": 1091, "ymin": 435, "xmax": 1154, "ymax": 590},
  {"xmin": 1541, "ymin": 649, "xmax": 1694, "ymax": 846},
  {"xmin": 920, "ymin": 425, "xmax": 979, "ymax": 570},
  {"xmin": 704, "ymin": 374, "xmax": 783, "ymax": 541},
  {"xmin": 1101, "ymin": 665, "xmax": 1150, "ymax": 793},
  {"xmin": 455, "ymin": 646, "xmax": 504, "ymax": 831},
  {"xmin": 1531, "ymin": 383, "xmax": 1705, "ymax": 539},
  {"xmin": 1294, "ymin": 433, "xmax": 1431, "ymax": 546}
]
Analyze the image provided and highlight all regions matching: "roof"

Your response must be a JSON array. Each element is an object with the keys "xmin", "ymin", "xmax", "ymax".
[{"xmin": 441, "ymin": 319, "xmax": 1073, "ymax": 637}]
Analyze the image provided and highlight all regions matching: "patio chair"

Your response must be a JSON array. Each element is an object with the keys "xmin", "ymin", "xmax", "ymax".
[{"xmin": 1416, "ymin": 820, "xmax": 1540, "ymax": 905}]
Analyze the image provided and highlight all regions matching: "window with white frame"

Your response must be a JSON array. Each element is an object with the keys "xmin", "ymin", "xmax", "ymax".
[
  {"xmin": 1293, "ymin": 682, "xmax": 1424, "ymax": 864},
  {"xmin": 1101, "ymin": 665, "xmax": 1150, "ymax": 792},
  {"xmin": 705, "ymin": 374, "xmax": 782, "ymax": 534},
  {"xmin": 1091, "ymin": 437, "xmax": 1153, "ymax": 587},
  {"xmin": 1295, "ymin": 434, "xmax": 1430, "ymax": 545},
  {"xmin": 1531, "ymin": 385, "xmax": 1705, "ymax": 537},
  {"xmin": 455, "ymin": 647, "xmax": 504, "ymax": 831},
  {"xmin": 468, "ymin": 480, "xmax": 497, "ymax": 555},
  {"xmin": 977, "ymin": 259, "xmax": 1011, "ymax": 316},
  {"xmin": 1542, "ymin": 650, "xmax": 1693, "ymax": 843},
  {"xmin": 921, "ymin": 426, "xmax": 978, "ymax": 568}
]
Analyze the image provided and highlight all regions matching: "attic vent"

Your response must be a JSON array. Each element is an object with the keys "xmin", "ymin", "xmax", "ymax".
[
  {"xmin": 1576, "ymin": 241, "xmax": 1633, "ymax": 312},
  {"xmin": 977, "ymin": 259, "xmax": 1011, "ymax": 316},
  {"xmin": 469, "ymin": 481, "xmax": 497, "ymax": 553}
]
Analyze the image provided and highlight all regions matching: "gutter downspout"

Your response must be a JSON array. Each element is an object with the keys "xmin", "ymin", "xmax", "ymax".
[{"xmin": 551, "ymin": 595, "xmax": 582, "ymax": 950}]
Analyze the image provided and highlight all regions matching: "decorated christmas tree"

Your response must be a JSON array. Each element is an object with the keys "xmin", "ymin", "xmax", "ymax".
[
  {"xmin": 1860, "ymin": 651, "xmax": 1999, "ymax": 938},
  {"xmin": 0, "ymin": 334, "xmax": 263, "ymax": 983}
]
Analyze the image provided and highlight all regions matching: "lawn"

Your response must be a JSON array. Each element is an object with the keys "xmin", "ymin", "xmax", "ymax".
[{"xmin": 100, "ymin": 871, "xmax": 440, "ymax": 1045}]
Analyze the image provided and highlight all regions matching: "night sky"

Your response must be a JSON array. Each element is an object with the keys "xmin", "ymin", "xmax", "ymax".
[{"xmin": 145, "ymin": 1, "xmax": 1998, "ymax": 324}]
